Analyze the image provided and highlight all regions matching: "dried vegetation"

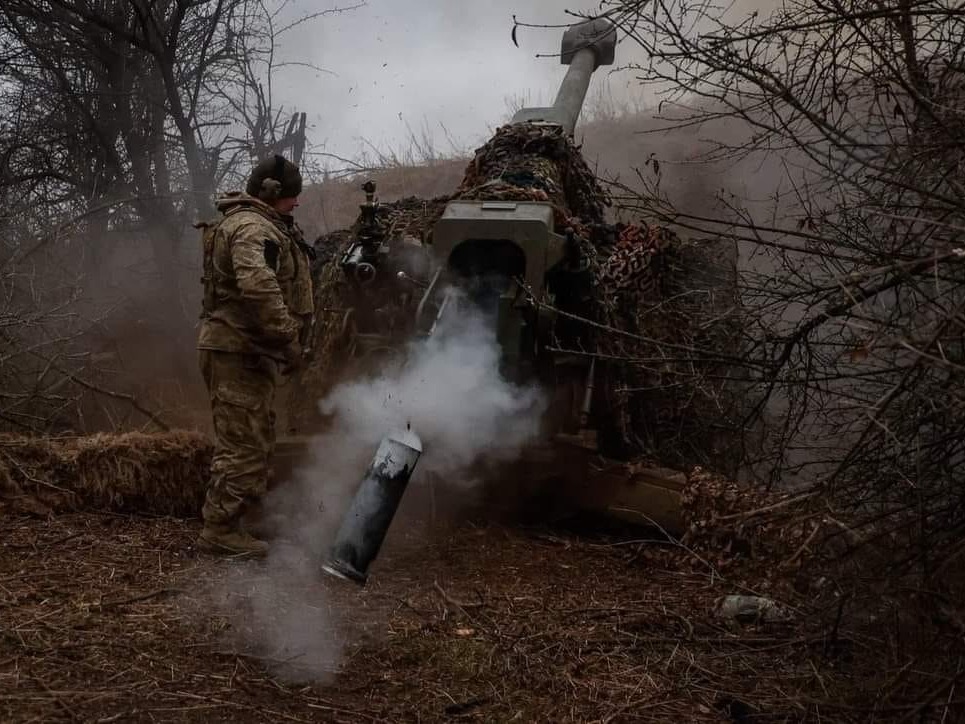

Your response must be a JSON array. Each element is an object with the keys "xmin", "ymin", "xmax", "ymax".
[
  {"xmin": 0, "ymin": 506, "xmax": 891, "ymax": 723},
  {"xmin": 2, "ymin": 461, "xmax": 959, "ymax": 721},
  {"xmin": 0, "ymin": 432, "xmax": 210, "ymax": 517}
]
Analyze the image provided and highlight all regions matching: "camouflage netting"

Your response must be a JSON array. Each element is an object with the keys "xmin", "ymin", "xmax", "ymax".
[
  {"xmin": 586, "ymin": 224, "xmax": 745, "ymax": 471},
  {"xmin": 297, "ymin": 123, "xmax": 745, "ymax": 470},
  {"xmin": 455, "ymin": 123, "xmax": 609, "ymax": 227},
  {"xmin": 287, "ymin": 198, "xmax": 452, "ymax": 431},
  {"xmin": 0, "ymin": 432, "xmax": 211, "ymax": 517}
]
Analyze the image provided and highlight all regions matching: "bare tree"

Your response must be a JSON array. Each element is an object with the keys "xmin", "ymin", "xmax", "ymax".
[
  {"xmin": 585, "ymin": 0, "xmax": 965, "ymax": 559},
  {"xmin": 551, "ymin": 1, "xmax": 965, "ymax": 710},
  {"xmin": 0, "ymin": 0, "xmax": 343, "ymax": 432}
]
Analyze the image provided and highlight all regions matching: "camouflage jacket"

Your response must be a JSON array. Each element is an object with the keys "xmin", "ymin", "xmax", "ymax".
[{"xmin": 198, "ymin": 193, "xmax": 314, "ymax": 361}]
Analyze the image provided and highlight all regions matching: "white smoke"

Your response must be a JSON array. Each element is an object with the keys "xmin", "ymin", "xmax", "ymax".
[
  {"xmin": 321, "ymin": 305, "xmax": 547, "ymax": 479},
  {"xmin": 205, "ymin": 299, "xmax": 547, "ymax": 681},
  {"xmin": 202, "ymin": 547, "xmax": 345, "ymax": 683}
]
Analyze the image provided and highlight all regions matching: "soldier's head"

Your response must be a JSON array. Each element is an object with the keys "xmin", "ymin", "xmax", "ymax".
[{"xmin": 247, "ymin": 155, "xmax": 302, "ymax": 214}]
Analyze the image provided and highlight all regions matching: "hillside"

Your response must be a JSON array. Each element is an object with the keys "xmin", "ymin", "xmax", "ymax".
[{"xmin": 295, "ymin": 109, "xmax": 743, "ymax": 240}]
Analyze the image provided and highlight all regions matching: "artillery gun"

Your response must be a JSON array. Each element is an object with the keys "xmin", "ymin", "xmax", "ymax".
[
  {"xmin": 316, "ymin": 18, "xmax": 617, "ymax": 439},
  {"xmin": 281, "ymin": 18, "xmax": 742, "ymax": 543}
]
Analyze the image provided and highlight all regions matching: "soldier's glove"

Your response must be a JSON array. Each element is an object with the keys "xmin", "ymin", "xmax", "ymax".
[{"xmin": 280, "ymin": 339, "xmax": 304, "ymax": 376}]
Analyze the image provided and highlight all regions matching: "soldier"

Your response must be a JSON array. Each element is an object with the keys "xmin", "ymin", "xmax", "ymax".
[{"xmin": 197, "ymin": 155, "xmax": 315, "ymax": 556}]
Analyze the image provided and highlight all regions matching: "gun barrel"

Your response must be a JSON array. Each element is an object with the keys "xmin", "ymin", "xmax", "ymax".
[
  {"xmin": 552, "ymin": 47, "xmax": 597, "ymax": 135},
  {"xmin": 511, "ymin": 18, "xmax": 617, "ymax": 135}
]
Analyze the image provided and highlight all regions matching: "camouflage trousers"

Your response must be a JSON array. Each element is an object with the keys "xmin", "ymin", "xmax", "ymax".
[{"xmin": 199, "ymin": 350, "xmax": 278, "ymax": 528}]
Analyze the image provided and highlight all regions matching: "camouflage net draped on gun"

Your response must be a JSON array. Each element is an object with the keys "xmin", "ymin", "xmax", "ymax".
[
  {"xmin": 588, "ymin": 224, "xmax": 745, "ymax": 472},
  {"xmin": 285, "ymin": 199, "xmax": 451, "ymax": 432},
  {"xmin": 455, "ymin": 123, "xmax": 610, "ymax": 228}
]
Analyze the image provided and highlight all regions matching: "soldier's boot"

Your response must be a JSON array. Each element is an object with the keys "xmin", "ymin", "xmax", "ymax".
[
  {"xmin": 197, "ymin": 523, "xmax": 270, "ymax": 557},
  {"xmin": 241, "ymin": 501, "xmax": 278, "ymax": 541}
]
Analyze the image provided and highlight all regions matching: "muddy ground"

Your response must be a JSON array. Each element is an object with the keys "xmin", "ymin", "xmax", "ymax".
[{"xmin": 0, "ymin": 495, "xmax": 889, "ymax": 724}]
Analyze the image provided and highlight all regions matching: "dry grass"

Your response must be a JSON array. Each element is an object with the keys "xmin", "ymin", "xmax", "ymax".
[
  {"xmin": 0, "ymin": 432, "xmax": 211, "ymax": 517},
  {"xmin": 0, "ymin": 499, "xmax": 912, "ymax": 724}
]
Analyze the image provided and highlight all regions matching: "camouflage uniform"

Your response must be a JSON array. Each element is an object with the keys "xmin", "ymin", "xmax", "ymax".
[{"xmin": 198, "ymin": 192, "xmax": 314, "ymax": 535}]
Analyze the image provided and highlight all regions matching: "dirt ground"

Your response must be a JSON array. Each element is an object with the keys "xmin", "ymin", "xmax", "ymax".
[{"xmin": 0, "ymin": 496, "xmax": 892, "ymax": 724}]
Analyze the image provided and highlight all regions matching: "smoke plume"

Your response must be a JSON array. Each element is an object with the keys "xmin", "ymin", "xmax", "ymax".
[
  {"xmin": 321, "ymin": 304, "xmax": 547, "ymax": 480},
  {"xmin": 206, "ymin": 299, "xmax": 547, "ymax": 681}
]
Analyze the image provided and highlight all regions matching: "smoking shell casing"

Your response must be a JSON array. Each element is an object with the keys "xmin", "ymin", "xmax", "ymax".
[{"xmin": 322, "ymin": 429, "xmax": 422, "ymax": 585}]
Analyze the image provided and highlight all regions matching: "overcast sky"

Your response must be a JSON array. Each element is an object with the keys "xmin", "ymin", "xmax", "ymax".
[{"xmin": 274, "ymin": 1, "xmax": 642, "ymax": 165}]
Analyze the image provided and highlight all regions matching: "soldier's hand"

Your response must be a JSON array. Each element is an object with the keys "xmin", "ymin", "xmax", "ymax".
[{"xmin": 280, "ymin": 340, "xmax": 304, "ymax": 375}]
